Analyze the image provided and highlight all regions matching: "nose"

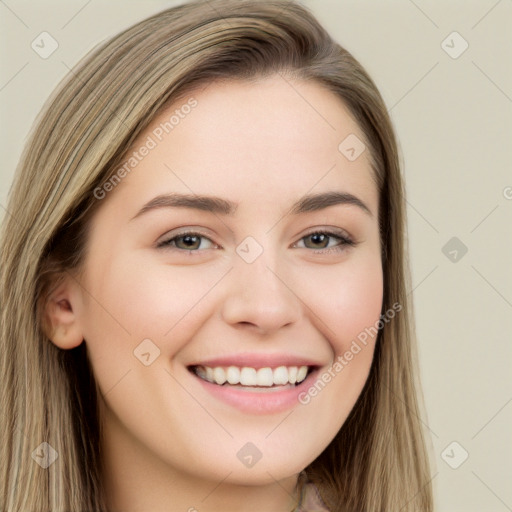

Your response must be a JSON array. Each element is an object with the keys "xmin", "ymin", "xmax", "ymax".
[{"xmin": 220, "ymin": 250, "xmax": 302, "ymax": 335}]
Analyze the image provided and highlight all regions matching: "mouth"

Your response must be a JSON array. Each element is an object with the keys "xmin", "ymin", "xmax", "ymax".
[
  {"xmin": 188, "ymin": 364, "xmax": 316, "ymax": 390},
  {"xmin": 185, "ymin": 354, "xmax": 322, "ymax": 413}
]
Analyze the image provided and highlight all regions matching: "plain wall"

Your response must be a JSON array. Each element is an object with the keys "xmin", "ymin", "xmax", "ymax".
[{"xmin": 1, "ymin": 1, "xmax": 511, "ymax": 510}]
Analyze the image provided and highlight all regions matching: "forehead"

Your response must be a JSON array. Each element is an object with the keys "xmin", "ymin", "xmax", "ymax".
[{"xmin": 105, "ymin": 76, "xmax": 377, "ymax": 214}]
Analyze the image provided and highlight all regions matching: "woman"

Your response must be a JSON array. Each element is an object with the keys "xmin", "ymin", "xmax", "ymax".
[{"xmin": 0, "ymin": 0, "xmax": 434, "ymax": 510}]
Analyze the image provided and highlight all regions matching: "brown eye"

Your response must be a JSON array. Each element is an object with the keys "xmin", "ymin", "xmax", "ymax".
[
  {"xmin": 303, "ymin": 233, "xmax": 330, "ymax": 249},
  {"xmin": 296, "ymin": 229, "xmax": 356, "ymax": 253},
  {"xmin": 158, "ymin": 232, "xmax": 215, "ymax": 252}
]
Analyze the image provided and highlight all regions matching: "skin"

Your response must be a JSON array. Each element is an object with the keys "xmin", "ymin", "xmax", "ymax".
[{"xmin": 45, "ymin": 75, "xmax": 383, "ymax": 512}]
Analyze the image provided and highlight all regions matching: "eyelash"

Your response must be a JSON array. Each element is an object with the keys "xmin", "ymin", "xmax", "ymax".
[{"xmin": 157, "ymin": 228, "xmax": 356, "ymax": 255}]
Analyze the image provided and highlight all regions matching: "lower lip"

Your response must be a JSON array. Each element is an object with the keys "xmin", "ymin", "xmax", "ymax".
[{"xmin": 190, "ymin": 369, "xmax": 318, "ymax": 414}]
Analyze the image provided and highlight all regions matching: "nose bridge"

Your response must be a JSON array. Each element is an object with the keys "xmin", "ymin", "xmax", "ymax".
[{"xmin": 220, "ymin": 236, "xmax": 302, "ymax": 332}]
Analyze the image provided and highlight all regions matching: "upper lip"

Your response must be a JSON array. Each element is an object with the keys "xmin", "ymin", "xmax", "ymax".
[{"xmin": 188, "ymin": 352, "xmax": 323, "ymax": 369}]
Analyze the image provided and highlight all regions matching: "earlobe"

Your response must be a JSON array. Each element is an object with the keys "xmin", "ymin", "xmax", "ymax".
[{"xmin": 43, "ymin": 278, "xmax": 84, "ymax": 350}]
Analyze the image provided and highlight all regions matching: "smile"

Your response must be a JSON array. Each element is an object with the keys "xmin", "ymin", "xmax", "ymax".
[
  {"xmin": 190, "ymin": 364, "xmax": 312, "ymax": 387},
  {"xmin": 187, "ymin": 360, "xmax": 320, "ymax": 414}
]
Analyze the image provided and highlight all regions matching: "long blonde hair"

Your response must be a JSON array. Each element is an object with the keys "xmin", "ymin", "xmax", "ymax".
[{"xmin": 0, "ymin": 1, "xmax": 434, "ymax": 510}]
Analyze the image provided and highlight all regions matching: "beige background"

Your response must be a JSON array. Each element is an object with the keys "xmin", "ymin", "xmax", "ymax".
[{"xmin": 1, "ymin": 1, "xmax": 511, "ymax": 510}]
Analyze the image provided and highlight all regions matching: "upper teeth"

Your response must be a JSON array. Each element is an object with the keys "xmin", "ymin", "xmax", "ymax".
[{"xmin": 194, "ymin": 365, "xmax": 309, "ymax": 387}]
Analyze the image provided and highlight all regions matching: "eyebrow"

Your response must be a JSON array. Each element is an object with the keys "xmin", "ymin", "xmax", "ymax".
[{"xmin": 131, "ymin": 190, "xmax": 373, "ymax": 220}]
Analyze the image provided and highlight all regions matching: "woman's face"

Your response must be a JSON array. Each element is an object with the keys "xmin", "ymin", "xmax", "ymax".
[{"xmin": 68, "ymin": 76, "xmax": 383, "ymax": 489}]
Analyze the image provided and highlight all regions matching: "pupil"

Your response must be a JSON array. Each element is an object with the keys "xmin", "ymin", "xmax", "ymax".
[
  {"xmin": 182, "ymin": 235, "xmax": 198, "ymax": 248},
  {"xmin": 311, "ymin": 233, "xmax": 326, "ymax": 247}
]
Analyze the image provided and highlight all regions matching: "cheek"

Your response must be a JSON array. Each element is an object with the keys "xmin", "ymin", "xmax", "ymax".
[
  {"xmin": 287, "ymin": 251, "xmax": 383, "ymax": 457},
  {"xmin": 78, "ymin": 251, "xmax": 225, "ymax": 364},
  {"xmin": 334, "ymin": 261, "xmax": 383, "ymax": 351},
  {"xmin": 301, "ymin": 250, "xmax": 384, "ymax": 355}
]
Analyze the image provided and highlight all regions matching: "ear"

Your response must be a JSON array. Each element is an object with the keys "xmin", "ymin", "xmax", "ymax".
[{"xmin": 43, "ymin": 273, "xmax": 84, "ymax": 349}]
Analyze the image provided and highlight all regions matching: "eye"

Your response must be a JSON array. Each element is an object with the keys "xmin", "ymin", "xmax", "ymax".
[
  {"xmin": 157, "ymin": 228, "xmax": 356, "ymax": 254},
  {"xmin": 294, "ymin": 229, "xmax": 356, "ymax": 253},
  {"xmin": 157, "ymin": 231, "xmax": 216, "ymax": 252}
]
